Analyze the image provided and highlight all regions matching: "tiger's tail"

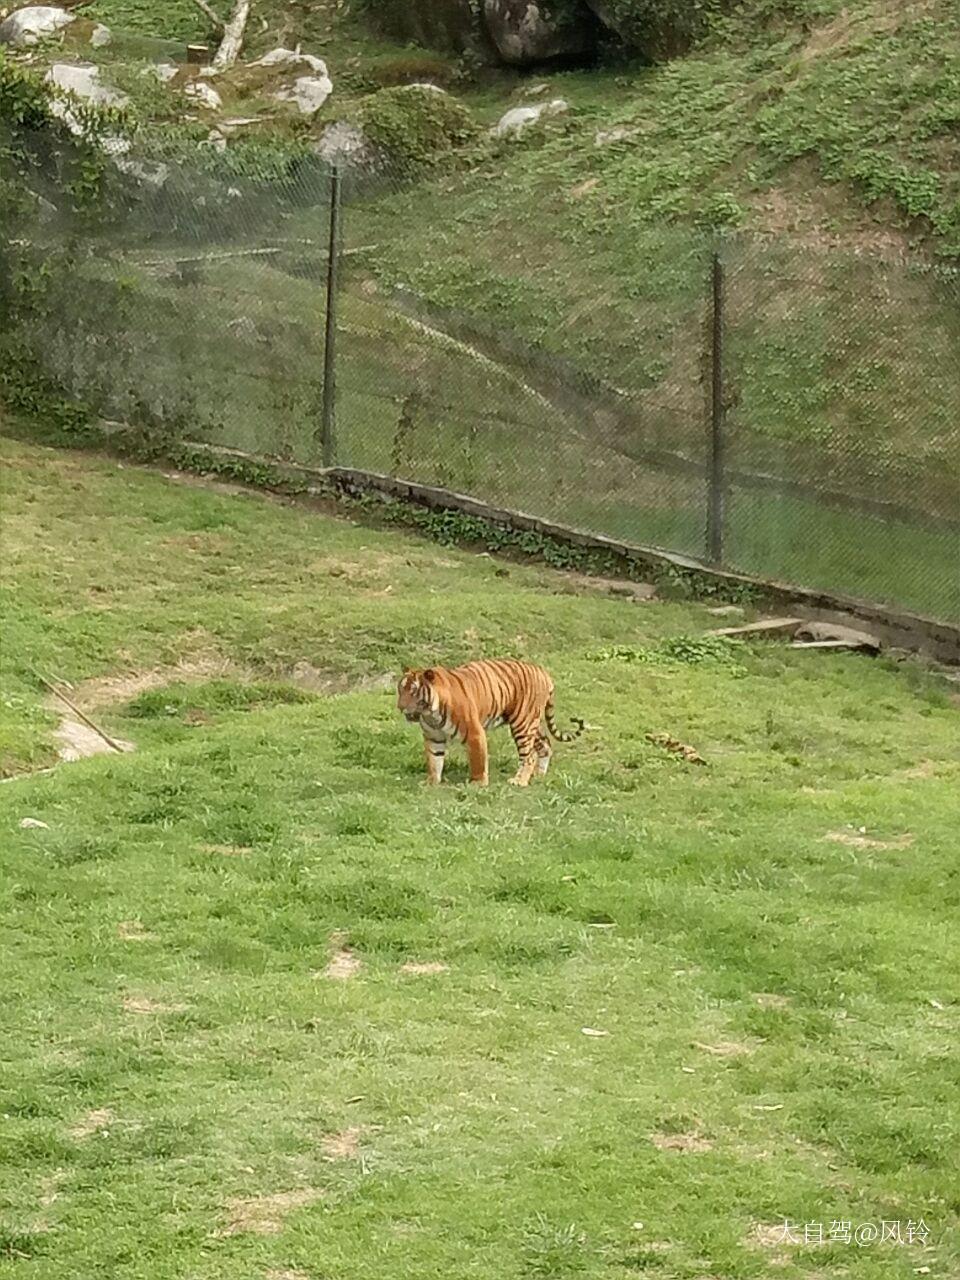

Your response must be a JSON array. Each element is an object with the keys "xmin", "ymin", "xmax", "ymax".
[{"xmin": 545, "ymin": 701, "xmax": 586, "ymax": 743}]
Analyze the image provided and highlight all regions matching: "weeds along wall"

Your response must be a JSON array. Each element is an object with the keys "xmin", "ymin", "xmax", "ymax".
[{"xmin": 2, "ymin": 118, "xmax": 959, "ymax": 626}]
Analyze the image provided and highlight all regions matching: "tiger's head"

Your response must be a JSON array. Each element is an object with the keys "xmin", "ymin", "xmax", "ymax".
[{"xmin": 397, "ymin": 668, "xmax": 437, "ymax": 722}]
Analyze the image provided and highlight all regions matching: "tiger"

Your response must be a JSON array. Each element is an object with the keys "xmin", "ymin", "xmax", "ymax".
[{"xmin": 397, "ymin": 659, "xmax": 585, "ymax": 787}]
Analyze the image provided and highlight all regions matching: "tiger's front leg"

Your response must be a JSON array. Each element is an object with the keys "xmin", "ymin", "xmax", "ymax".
[
  {"xmin": 464, "ymin": 721, "xmax": 489, "ymax": 786},
  {"xmin": 423, "ymin": 736, "xmax": 446, "ymax": 785}
]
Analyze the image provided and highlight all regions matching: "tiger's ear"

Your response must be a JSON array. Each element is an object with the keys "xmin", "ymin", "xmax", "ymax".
[{"xmin": 422, "ymin": 668, "xmax": 436, "ymax": 683}]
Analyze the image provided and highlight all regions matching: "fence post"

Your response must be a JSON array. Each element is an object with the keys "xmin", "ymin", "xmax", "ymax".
[
  {"xmin": 320, "ymin": 164, "xmax": 342, "ymax": 467},
  {"xmin": 706, "ymin": 247, "xmax": 726, "ymax": 565}
]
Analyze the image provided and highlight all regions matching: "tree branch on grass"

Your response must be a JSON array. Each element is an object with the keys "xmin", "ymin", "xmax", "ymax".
[{"xmin": 211, "ymin": 0, "xmax": 252, "ymax": 70}]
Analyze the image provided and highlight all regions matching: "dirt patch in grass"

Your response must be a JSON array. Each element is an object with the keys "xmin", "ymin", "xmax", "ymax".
[
  {"xmin": 267, "ymin": 1271, "xmax": 312, "ymax": 1280},
  {"xmin": 754, "ymin": 992, "xmax": 791, "ymax": 1010},
  {"xmin": 68, "ymin": 1108, "xmax": 114, "ymax": 1140},
  {"xmin": 198, "ymin": 842, "xmax": 252, "ymax": 856},
  {"xmin": 897, "ymin": 759, "xmax": 939, "ymax": 780},
  {"xmin": 399, "ymin": 961, "xmax": 449, "ymax": 976},
  {"xmin": 824, "ymin": 830, "xmax": 914, "ymax": 851},
  {"xmin": 747, "ymin": 166, "xmax": 916, "ymax": 258},
  {"xmin": 116, "ymin": 920, "xmax": 157, "ymax": 941},
  {"xmin": 220, "ymin": 1188, "xmax": 322, "ymax": 1236},
  {"xmin": 38, "ymin": 1171, "xmax": 68, "ymax": 1208},
  {"xmin": 66, "ymin": 659, "xmax": 253, "ymax": 713},
  {"xmin": 557, "ymin": 573, "xmax": 657, "ymax": 602},
  {"xmin": 749, "ymin": 1222, "xmax": 798, "ymax": 1258},
  {"xmin": 317, "ymin": 931, "xmax": 362, "ymax": 981},
  {"xmin": 651, "ymin": 1132, "xmax": 713, "ymax": 1154},
  {"xmin": 50, "ymin": 705, "xmax": 134, "ymax": 763},
  {"xmin": 122, "ymin": 995, "xmax": 187, "ymax": 1015},
  {"xmin": 691, "ymin": 1040, "xmax": 756, "ymax": 1057},
  {"xmin": 288, "ymin": 661, "xmax": 394, "ymax": 695},
  {"xmin": 320, "ymin": 1127, "xmax": 364, "ymax": 1161}
]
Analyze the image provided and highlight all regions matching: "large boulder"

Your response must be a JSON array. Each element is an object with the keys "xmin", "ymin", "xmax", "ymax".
[
  {"xmin": 322, "ymin": 86, "xmax": 478, "ymax": 177},
  {"xmin": 220, "ymin": 48, "xmax": 333, "ymax": 117},
  {"xmin": 183, "ymin": 78, "xmax": 222, "ymax": 111},
  {"xmin": 45, "ymin": 62, "xmax": 130, "ymax": 110},
  {"xmin": 482, "ymin": 0, "xmax": 598, "ymax": 65},
  {"xmin": 583, "ymin": 0, "xmax": 726, "ymax": 59},
  {"xmin": 314, "ymin": 122, "xmax": 377, "ymax": 173},
  {"xmin": 0, "ymin": 6, "xmax": 75, "ymax": 46}
]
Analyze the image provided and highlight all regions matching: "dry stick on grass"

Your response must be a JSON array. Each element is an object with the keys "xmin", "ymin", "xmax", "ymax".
[
  {"xmin": 36, "ymin": 674, "xmax": 126, "ymax": 755},
  {"xmin": 212, "ymin": 0, "xmax": 252, "ymax": 70},
  {"xmin": 646, "ymin": 733, "xmax": 707, "ymax": 766},
  {"xmin": 188, "ymin": 0, "xmax": 224, "ymax": 32}
]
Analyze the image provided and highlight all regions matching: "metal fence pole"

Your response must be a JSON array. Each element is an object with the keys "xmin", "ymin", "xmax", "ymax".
[
  {"xmin": 320, "ymin": 165, "xmax": 342, "ymax": 467},
  {"xmin": 707, "ymin": 247, "xmax": 727, "ymax": 565}
]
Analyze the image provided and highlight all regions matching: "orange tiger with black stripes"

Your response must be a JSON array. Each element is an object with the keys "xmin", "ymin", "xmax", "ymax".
[{"xmin": 397, "ymin": 660, "xmax": 585, "ymax": 786}]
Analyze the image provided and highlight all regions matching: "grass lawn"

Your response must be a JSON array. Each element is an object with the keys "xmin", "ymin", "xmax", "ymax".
[{"xmin": 1, "ymin": 436, "xmax": 958, "ymax": 1279}]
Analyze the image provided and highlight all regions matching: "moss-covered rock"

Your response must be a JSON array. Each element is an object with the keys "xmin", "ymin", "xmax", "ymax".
[
  {"xmin": 583, "ymin": 0, "xmax": 733, "ymax": 60},
  {"xmin": 346, "ymin": 85, "xmax": 479, "ymax": 174}
]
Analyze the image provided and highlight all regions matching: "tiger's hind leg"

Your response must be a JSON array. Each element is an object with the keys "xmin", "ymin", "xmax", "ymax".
[
  {"xmin": 535, "ymin": 733, "xmax": 552, "ymax": 776},
  {"xmin": 509, "ymin": 719, "xmax": 539, "ymax": 787}
]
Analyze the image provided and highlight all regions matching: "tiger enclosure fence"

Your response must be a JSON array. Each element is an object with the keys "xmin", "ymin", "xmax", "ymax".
[{"xmin": 2, "ymin": 126, "xmax": 959, "ymax": 626}]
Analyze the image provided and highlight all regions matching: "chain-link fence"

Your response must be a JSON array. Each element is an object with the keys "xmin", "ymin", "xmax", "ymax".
[{"xmin": 3, "ymin": 124, "xmax": 958, "ymax": 624}]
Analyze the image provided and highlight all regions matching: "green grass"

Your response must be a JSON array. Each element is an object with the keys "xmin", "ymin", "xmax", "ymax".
[{"xmin": 1, "ymin": 436, "xmax": 959, "ymax": 1278}]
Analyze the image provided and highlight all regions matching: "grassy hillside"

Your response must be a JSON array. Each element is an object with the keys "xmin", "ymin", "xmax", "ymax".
[
  {"xmin": 78, "ymin": 0, "xmax": 960, "ymax": 253},
  {"xmin": 1, "ymin": 436, "xmax": 959, "ymax": 1279}
]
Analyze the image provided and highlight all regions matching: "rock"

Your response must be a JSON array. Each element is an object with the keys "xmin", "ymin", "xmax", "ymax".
[
  {"xmin": 706, "ymin": 604, "xmax": 745, "ymax": 618},
  {"xmin": 89, "ymin": 23, "xmax": 111, "ymax": 48},
  {"xmin": 184, "ymin": 79, "xmax": 222, "ymax": 110},
  {"xmin": 202, "ymin": 128, "xmax": 228, "ymax": 152},
  {"xmin": 793, "ymin": 621, "xmax": 882, "ymax": 653},
  {"xmin": 595, "ymin": 124, "xmax": 636, "ymax": 147},
  {"xmin": 314, "ymin": 121, "xmax": 373, "ymax": 168},
  {"xmin": 28, "ymin": 190, "xmax": 59, "ymax": 222},
  {"xmin": 114, "ymin": 156, "xmax": 169, "ymax": 187},
  {"xmin": 583, "ymin": 0, "xmax": 712, "ymax": 59},
  {"xmin": 0, "ymin": 6, "xmax": 75, "ymax": 47},
  {"xmin": 492, "ymin": 98, "xmax": 568, "ymax": 138},
  {"xmin": 141, "ymin": 62, "xmax": 178, "ymax": 83},
  {"xmin": 46, "ymin": 62, "xmax": 129, "ymax": 108},
  {"xmin": 235, "ymin": 48, "xmax": 333, "ymax": 116},
  {"xmin": 565, "ymin": 573, "xmax": 657, "ymax": 600},
  {"xmin": 482, "ymin": 0, "xmax": 597, "ymax": 65},
  {"xmin": 249, "ymin": 46, "xmax": 327, "ymax": 74},
  {"xmin": 45, "ymin": 63, "xmax": 130, "ymax": 142},
  {"xmin": 19, "ymin": 817, "xmax": 49, "ymax": 830},
  {"xmin": 272, "ymin": 72, "xmax": 332, "ymax": 115},
  {"xmin": 100, "ymin": 133, "xmax": 132, "ymax": 157},
  {"xmin": 219, "ymin": 116, "xmax": 263, "ymax": 132}
]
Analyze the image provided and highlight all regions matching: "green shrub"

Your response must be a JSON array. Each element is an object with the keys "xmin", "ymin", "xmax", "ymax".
[{"xmin": 353, "ymin": 85, "xmax": 479, "ymax": 173}]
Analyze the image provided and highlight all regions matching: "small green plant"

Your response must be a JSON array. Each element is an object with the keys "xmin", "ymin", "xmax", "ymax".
[{"xmin": 589, "ymin": 633, "xmax": 746, "ymax": 669}]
